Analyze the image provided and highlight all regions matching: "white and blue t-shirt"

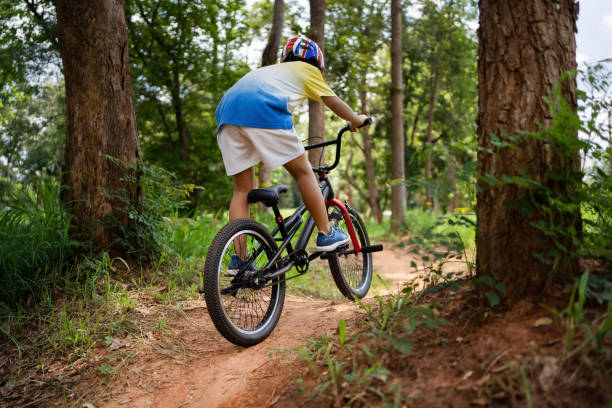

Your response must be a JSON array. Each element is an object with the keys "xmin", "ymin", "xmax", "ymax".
[{"xmin": 215, "ymin": 61, "xmax": 336, "ymax": 132}]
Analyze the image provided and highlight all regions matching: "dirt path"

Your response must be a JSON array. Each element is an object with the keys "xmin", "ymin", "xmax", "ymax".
[{"xmin": 99, "ymin": 244, "xmax": 421, "ymax": 408}]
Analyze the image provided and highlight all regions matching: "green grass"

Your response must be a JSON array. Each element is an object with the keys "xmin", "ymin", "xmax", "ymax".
[
  {"xmin": 0, "ymin": 177, "xmax": 74, "ymax": 312},
  {"xmin": 296, "ymin": 283, "xmax": 448, "ymax": 406},
  {"xmin": 363, "ymin": 208, "xmax": 476, "ymax": 254},
  {"xmin": 160, "ymin": 212, "xmax": 223, "ymax": 260},
  {"xmin": 288, "ymin": 259, "xmax": 389, "ymax": 300}
]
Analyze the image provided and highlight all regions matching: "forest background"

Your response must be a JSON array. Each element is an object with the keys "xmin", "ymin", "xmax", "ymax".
[
  {"xmin": 0, "ymin": 0, "xmax": 611, "ymax": 405},
  {"xmin": 0, "ymin": 0, "xmax": 486, "ymax": 299},
  {"xmin": 1, "ymin": 0, "xmax": 611, "ymax": 335}
]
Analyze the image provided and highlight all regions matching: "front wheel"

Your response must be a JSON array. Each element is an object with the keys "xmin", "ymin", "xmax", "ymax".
[
  {"xmin": 203, "ymin": 219, "xmax": 285, "ymax": 347},
  {"xmin": 327, "ymin": 206, "xmax": 373, "ymax": 300}
]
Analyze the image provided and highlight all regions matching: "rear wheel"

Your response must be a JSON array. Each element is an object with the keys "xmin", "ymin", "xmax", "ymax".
[
  {"xmin": 327, "ymin": 206, "xmax": 373, "ymax": 300},
  {"xmin": 203, "ymin": 219, "xmax": 285, "ymax": 347}
]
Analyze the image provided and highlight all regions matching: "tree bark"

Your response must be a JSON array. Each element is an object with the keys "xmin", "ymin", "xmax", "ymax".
[
  {"xmin": 308, "ymin": 0, "xmax": 326, "ymax": 166},
  {"xmin": 171, "ymin": 66, "xmax": 189, "ymax": 160},
  {"xmin": 261, "ymin": 0, "xmax": 284, "ymax": 67},
  {"xmin": 259, "ymin": 0, "xmax": 284, "ymax": 191},
  {"xmin": 359, "ymin": 88, "xmax": 383, "ymax": 223},
  {"xmin": 54, "ymin": 0, "xmax": 142, "ymax": 254},
  {"xmin": 390, "ymin": 0, "xmax": 406, "ymax": 231},
  {"xmin": 477, "ymin": 0, "xmax": 581, "ymax": 301},
  {"xmin": 424, "ymin": 67, "xmax": 439, "ymax": 211}
]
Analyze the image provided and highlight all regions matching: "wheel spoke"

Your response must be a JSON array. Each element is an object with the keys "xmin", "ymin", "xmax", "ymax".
[
  {"xmin": 217, "ymin": 229, "xmax": 278, "ymax": 332},
  {"xmin": 327, "ymin": 208, "xmax": 373, "ymax": 299}
]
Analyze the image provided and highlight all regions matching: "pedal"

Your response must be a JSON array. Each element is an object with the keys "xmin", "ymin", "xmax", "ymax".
[
  {"xmin": 319, "ymin": 243, "xmax": 349, "ymax": 259},
  {"xmin": 361, "ymin": 244, "xmax": 383, "ymax": 253}
]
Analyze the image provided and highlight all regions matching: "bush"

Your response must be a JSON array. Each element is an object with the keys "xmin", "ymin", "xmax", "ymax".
[
  {"xmin": 0, "ymin": 177, "xmax": 74, "ymax": 311},
  {"xmin": 102, "ymin": 158, "xmax": 193, "ymax": 262}
]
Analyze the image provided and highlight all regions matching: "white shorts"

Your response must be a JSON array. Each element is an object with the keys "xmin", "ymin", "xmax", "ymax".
[{"xmin": 217, "ymin": 125, "xmax": 306, "ymax": 176}]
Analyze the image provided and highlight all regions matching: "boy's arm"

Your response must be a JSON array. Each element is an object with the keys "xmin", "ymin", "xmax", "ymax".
[{"xmin": 321, "ymin": 96, "xmax": 370, "ymax": 131}]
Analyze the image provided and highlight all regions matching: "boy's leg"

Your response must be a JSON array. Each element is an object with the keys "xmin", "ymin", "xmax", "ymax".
[
  {"xmin": 230, "ymin": 167, "xmax": 254, "ymax": 260},
  {"xmin": 230, "ymin": 166, "xmax": 254, "ymax": 222},
  {"xmin": 283, "ymin": 154, "xmax": 331, "ymax": 234}
]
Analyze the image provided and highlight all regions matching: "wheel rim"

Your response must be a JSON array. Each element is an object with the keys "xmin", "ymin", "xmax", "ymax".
[
  {"xmin": 330, "ymin": 211, "xmax": 371, "ymax": 291},
  {"xmin": 217, "ymin": 229, "xmax": 281, "ymax": 335}
]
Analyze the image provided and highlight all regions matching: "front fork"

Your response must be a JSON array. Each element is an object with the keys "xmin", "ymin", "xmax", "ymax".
[{"xmin": 325, "ymin": 198, "xmax": 361, "ymax": 253}]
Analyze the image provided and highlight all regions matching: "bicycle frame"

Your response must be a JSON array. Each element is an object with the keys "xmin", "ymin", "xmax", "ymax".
[{"xmin": 251, "ymin": 122, "xmax": 372, "ymax": 286}]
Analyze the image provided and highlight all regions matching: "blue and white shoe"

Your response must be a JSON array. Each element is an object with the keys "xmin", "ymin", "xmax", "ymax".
[
  {"xmin": 315, "ymin": 226, "xmax": 350, "ymax": 252},
  {"xmin": 227, "ymin": 254, "xmax": 257, "ymax": 277}
]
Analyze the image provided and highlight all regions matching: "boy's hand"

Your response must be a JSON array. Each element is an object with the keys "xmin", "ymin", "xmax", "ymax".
[
  {"xmin": 350, "ymin": 115, "xmax": 371, "ymax": 132},
  {"xmin": 320, "ymin": 96, "xmax": 371, "ymax": 131}
]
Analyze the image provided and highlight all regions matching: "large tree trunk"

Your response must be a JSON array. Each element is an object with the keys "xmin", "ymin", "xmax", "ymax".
[
  {"xmin": 54, "ymin": 0, "xmax": 142, "ymax": 254},
  {"xmin": 259, "ymin": 0, "xmax": 284, "ymax": 191},
  {"xmin": 390, "ymin": 0, "xmax": 406, "ymax": 231},
  {"xmin": 308, "ymin": 0, "xmax": 326, "ymax": 166},
  {"xmin": 477, "ymin": 0, "xmax": 580, "ymax": 301}
]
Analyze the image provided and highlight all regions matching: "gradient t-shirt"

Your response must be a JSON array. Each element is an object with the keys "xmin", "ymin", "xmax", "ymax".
[{"xmin": 215, "ymin": 61, "xmax": 335, "ymax": 131}]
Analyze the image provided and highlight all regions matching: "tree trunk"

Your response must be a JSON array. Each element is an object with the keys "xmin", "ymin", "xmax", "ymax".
[
  {"xmin": 259, "ymin": 0, "xmax": 284, "ymax": 192},
  {"xmin": 359, "ymin": 88, "xmax": 383, "ymax": 223},
  {"xmin": 477, "ymin": 0, "xmax": 581, "ymax": 301},
  {"xmin": 424, "ymin": 67, "xmax": 439, "ymax": 211},
  {"xmin": 54, "ymin": 0, "xmax": 142, "ymax": 254},
  {"xmin": 390, "ymin": 0, "xmax": 406, "ymax": 231},
  {"xmin": 261, "ymin": 0, "xmax": 284, "ymax": 67},
  {"xmin": 449, "ymin": 168, "xmax": 459, "ymax": 212},
  {"xmin": 171, "ymin": 67, "xmax": 189, "ymax": 160},
  {"xmin": 308, "ymin": 0, "xmax": 326, "ymax": 166}
]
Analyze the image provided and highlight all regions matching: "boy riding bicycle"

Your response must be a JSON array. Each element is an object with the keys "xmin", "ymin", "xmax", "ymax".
[{"xmin": 215, "ymin": 36, "xmax": 369, "ymax": 266}]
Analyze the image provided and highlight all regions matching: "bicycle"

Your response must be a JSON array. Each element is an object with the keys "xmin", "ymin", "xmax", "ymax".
[{"xmin": 202, "ymin": 119, "xmax": 383, "ymax": 347}]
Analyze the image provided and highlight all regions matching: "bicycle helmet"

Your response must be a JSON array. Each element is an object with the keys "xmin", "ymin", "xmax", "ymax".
[{"xmin": 280, "ymin": 36, "xmax": 325, "ymax": 71}]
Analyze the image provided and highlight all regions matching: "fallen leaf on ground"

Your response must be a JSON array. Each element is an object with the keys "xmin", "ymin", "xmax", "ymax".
[{"xmin": 534, "ymin": 317, "xmax": 553, "ymax": 327}]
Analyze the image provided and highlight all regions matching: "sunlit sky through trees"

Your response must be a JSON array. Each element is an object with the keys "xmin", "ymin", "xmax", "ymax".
[
  {"xmin": 576, "ymin": 0, "xmax": 612, "ymax": 65},
  {"xmin": 245, "ymin": 0, "xmax": 611, "ymax": 69}
]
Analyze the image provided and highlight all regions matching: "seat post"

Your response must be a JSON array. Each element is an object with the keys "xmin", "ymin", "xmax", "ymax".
[
  {"xmin": 272, "ymin": 205, "xmax": 286, "ymax": 235},
  {"xmin": 272, "ymin": 204, "xmax": 294, "ymax": 254}
]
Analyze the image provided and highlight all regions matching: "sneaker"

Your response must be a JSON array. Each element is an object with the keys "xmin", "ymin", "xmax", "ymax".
[
  {"xmin": 315, "ymin": 226, "xmax": 350, "ymax": 252},
  {"xmin": 226, "ymin": 254, "xmax": 257, "ymax": 277}
]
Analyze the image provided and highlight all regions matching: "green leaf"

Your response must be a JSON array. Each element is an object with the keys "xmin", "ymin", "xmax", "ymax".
[
  {"xmin": 389, "ymin": 336, "xmax": 412, "ymax": 355},
  {"xmin": 475, "ymin": 276, "xmax": 494, "ymax": 287},
  {"xmin": 368, "ymin": 366, "xmax": 391, "ymax": 382},
  {"xmin": 338, "ymin": 319, "xmax": 346, "ymax": 346},
  {"xmin": 485, "ymin": 291, "xmax": 500, "ymax": 307}
]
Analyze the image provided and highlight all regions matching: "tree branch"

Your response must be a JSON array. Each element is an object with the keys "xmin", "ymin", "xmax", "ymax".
[{"xmin": 24, "ymin": 0, "xmax": 59, "ymax": 49}]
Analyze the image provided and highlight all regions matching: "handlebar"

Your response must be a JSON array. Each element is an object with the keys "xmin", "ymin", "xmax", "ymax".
[{"xmin": 304, "ymin": 117, "xmax": 372, "ymax": 174}]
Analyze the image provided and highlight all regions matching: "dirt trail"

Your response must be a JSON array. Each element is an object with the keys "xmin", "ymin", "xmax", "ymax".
[{"xmin": 100, "ymin": 245, "xmax": 420, "ymax": 408}]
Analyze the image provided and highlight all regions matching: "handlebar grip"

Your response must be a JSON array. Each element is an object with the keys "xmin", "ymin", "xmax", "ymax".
[{"xmin": 356, "ymin": 117, "xmax": 373, "ymax": 129}]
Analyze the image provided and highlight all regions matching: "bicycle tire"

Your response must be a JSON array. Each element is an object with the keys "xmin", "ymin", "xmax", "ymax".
[
  {"xmin": 327, "ymin": 206, "xmax": 373, "ymax": 300},
  {"xmin": 203, "ymin": 219, "xmax": 285, "ymax": 347}
]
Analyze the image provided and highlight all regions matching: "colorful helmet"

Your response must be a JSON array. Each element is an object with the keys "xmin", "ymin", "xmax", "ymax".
[{"xmin": 280, "ymin": 36, "xmax": 325, "ymax": 71}]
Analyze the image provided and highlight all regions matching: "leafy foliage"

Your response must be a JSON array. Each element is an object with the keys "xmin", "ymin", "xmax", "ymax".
[
  {"xmin": 0, "ymin": 81, "xmax": 65, "ymax": 196},
  {"xmin": 298, "ymin": 284, "xmax": 448, "ymax": 406},
  {"xmin": 102, "ymin": 157, "xmax": 193, "ymax": 262},
  {"xmin": 400, "ymin": 0, "xmax": 478, "ymax": 212},
  {"xmin": 125, "ymin": 0, "xmax": 250, "ymax": 210},
  {"xmin": 483, "ymin": 63, "xmax": 612, "ymax": 274},
  {"xmin": 0, "ymin": 176, "xmax": 74, "ymax": 311}
]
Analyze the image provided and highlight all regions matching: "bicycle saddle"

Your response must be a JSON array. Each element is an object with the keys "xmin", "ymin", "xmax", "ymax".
[{"xmin": 247, "ymin": 184, "xmax": 288, "ymax": 207}]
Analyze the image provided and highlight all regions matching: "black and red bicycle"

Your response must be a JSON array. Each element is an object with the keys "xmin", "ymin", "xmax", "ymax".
[{"xmin": 202, "ymin": 119, "xmax": 383, "ymax": 347}]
